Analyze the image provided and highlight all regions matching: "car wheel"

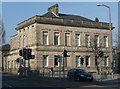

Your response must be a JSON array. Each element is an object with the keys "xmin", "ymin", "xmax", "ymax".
[
  {"xmin": 89, "ymin": 77, "xmax": 93, "ymax": 81},
  {"xmin": 76, "ymin": 76, "xmax": 80, "ymax": 81},
  {"xmin": 67, "ymin": 75, "xmax": 71, "ymax": 80},
  {"xmin": 67, "ymin": 76, "xmax": 70, "ymax": 79}
]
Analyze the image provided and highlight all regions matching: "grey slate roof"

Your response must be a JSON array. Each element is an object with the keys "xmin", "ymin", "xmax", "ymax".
[
  {"xmin": 16, "ymin": 12, "xmax": 110, "ymax": 30},
  {"xmin": 42, "ymin": 12, "xmax": 56, "ymax": 18},
  {"xmin": 42, "ymin": 12, "xmax": 94, "ymax": 22}
]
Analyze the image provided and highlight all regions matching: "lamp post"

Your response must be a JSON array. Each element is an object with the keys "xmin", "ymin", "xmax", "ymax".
[
  {"xmin": 97, "ymin": 4, "xmax": 112, "ymax": 31},
  {"xmin": 97, "ymin": 4, "xmax": 113, "ymax": 79}
]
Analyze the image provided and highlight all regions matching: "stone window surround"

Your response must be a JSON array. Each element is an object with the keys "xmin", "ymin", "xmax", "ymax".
[
  {"xmin": 85, "ymin": 33, "xmax": 90, "ymax": 47},
  {"xmin": 43, "ymin": 55, "xmax": 49, "ymax": 67},
  {"xmin": 75, "ymin": 33, "xmax": 81, "ymax": 46},
  {"xmin": 65, "ymin": 32, "xmax": 71, "ymax": 46},
  {"xmin": 94, "ymin": 34, "xmax": 100, "ymax": 47},
  {"xmin": 42, "ymin": 31, "xmax": 49, "ymax": 45},
  {"xmin": 54, "ymin": 31, "xmax": 60, "ymax": 46},
  {"xmin": 104, "ymin": 35, "xmax": 109, "ymax": 48}
]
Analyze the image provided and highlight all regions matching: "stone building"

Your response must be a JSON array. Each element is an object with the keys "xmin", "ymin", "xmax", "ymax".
[
  {"xmin": 3, "ymin": 4, "xmax": 113, "ymax": 74},
  {"xmin": 2, "ymin": 44, "xmax": 10, "ymax": 72},
  {"xmin": 112, "ymin": 47, "xmax": 120, "ymax": 73}
]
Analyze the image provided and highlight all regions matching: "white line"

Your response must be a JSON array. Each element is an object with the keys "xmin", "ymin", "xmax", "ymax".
[
  {"xmin": 4, "ymin": 83, "xmax": 13, "ymax": 87},
  {"xmin": 82, "ymin": 85, "xmax": 106, "ymax": 87}
]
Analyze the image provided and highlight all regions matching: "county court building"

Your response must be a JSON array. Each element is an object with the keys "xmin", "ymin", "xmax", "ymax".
[{"xmin": 3, "ymin": 4, "xmax": 113, "ymax": 74}]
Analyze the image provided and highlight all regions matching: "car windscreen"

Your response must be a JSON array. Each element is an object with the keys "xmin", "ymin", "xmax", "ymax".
[{"xmin": 78, "ymin": 69, "xmax": 88, "ymax": 73}]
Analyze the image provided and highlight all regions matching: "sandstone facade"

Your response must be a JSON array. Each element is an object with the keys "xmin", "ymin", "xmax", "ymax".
[{"xmin": 3, "ymin": 4, "xmax": 112, "ymax": 74}]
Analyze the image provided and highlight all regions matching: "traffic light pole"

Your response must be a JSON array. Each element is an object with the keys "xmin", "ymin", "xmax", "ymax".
[
  {"xmin": 63, "ymin": 48, "xmax": 68, "ymax": 78},
  {"xmin": 59, "ymin": 60, "xmax": 62, "ymax": 79},
  {"xmin": 23, "ymin": 58, "xmax": 27, "ymax": 77},
  {"xmin": 63, "ymin": 47, "xmax": 65, "ymax": 78},
  {"xmin": 28, "ymin": 59, "xmax": 30, "ymax": 70},
  {"xmin": 18, "ymin": 48, "xmax": 33, "ymax": 77},
  {"xmin": 63, "ymin": 55, "xmax": 65, "ymax": 78}
]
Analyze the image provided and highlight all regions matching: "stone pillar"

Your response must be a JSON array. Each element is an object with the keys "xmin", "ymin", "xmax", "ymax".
[
  {"xmin": 83, "ymin": 56, "xmax": 86, "ymax": 67},
  {"xmin": 49, "ymin": 55, "xmax": 54, "ymax": 67}
]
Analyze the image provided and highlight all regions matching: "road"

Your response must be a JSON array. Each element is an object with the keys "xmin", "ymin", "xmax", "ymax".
[{"xmin": 2, "ymin": 73, "xmax": 119, "ymax": 89}]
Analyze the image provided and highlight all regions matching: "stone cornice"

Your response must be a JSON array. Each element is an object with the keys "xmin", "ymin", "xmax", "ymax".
[
  {"xmin": 10, "ymin": 34, "xmax": 17, "ymax": 38},
  {"xmin": 16, "ymin": 15, "xmax": 37, "ymax": 30},
  {"xmin": 16, "ymin": 15, "xmax": 110, "ymax": 30}
]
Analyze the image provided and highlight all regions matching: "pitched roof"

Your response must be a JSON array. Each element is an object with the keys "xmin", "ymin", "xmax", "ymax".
[
  {"xmin": 42, "ymin": 12, "xmax": 56, "ymax": 18},
  {"xmin": 42, "ymin": 12, "xmax": 94, "ymax": 22},
  {"xmin": 16, "ymin": 12, "xmax": 110, "ymax": 30}
]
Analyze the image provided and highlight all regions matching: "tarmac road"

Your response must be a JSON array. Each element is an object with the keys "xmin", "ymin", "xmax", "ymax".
[{"xmin": 2, "ymin": 73, "xmax": 119, "ymax": 89}]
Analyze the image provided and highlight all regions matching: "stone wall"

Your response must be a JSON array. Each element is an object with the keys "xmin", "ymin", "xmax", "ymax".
[{"xmin": 4, "ymin": 22, "xmax": 112, "ymax": 73}]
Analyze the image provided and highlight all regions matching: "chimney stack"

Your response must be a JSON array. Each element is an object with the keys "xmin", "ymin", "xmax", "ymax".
[
  {"xmin": 95, "ymin": 17, "xmax": 99, "ymax": 22},
  {"xmin": 48, "ymin": 4, "xmax": 59, "ymax": 16}
]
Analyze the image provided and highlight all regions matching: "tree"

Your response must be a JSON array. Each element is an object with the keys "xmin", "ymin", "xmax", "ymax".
[
  {"xmin": 0, "ymin": 18, "xmax": 6, "ymax": 71},
  {"xmin": 87, "ymin": 34, "xmax": 108, "ymax": 75},
  {"xmin": 0, "ymin": 18, "xmax": 6, "ymax": 45}
]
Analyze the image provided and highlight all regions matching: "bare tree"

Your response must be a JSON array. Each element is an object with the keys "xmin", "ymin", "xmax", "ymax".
[
  {"xmin": 0, "ymin": 18, "xmax": 6, "ymax": 71},
  {"xmin": 0, "ymin": 18, "xmax": 5, "ymax": 45},
  {"xmin": 88, "ymin": 34, "xmax": 105, "ymax": 75}
]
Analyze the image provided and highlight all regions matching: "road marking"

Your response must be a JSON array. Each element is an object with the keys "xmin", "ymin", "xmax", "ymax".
[
  {"xmin": 82, "ymin": 85, "xmax": 106, "ymax": 87},
  {"xmin": 4, "ymin": 83, "xmax": 13, "ymax": 87}
]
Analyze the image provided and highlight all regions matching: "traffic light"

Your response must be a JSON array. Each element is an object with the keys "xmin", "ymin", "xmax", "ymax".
[
  {"xmin": 23, "ymin": 48, "xmax": 27, "ymax": 58},
  {"xmin": 16, "ymin": 58, "xmax": 20, "ymax": 63},
  {"xmin": 19, "ymin": 48, "xmax": 32, "ymax": 59},
  {"xmin": 19, "ymin": 49, "xmax": 22, "ymax": 56},
  {"xmin": 19, "ymin": 48, "xmax": 26, "ymax": 57},
  {"xmin": 99, "ymin": 51, "xmax": 104, "ymax": 57},
  {"xmin": 27, "ymin": 49, "xmax": 32, "ymax": 59},
  {"xmin": 63, "ymin": 50, "xmax": 68, "ymax": 57}
]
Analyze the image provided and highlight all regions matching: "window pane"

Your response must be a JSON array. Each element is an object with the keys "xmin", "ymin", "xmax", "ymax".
[
  {"xmin": 85, "ymin": 56, "xmax": 90, "ymax": 67},
  {"xmin": 43, "ymin": 55, "xmax": 48, "ymax": 67},
  {"xmin": 43, "ymin": 31, "xmax": 48, "ymax": 45},
  {"xmin": 54, "ymin": 32, "xmax": 59, "ymax": 45},
  {"xmin": 54, "ymin": 56, "xmax": 59, "ymax": 66},
  {"xmin": 76, "ymin": 56, "xmax": 80, "ymax": 67},
  {"xmin": 76, "ymin": 34, "xmax": 80, "ymax": 46},
  {"xmin": 65, "ymin": 33, "xmax": 70, "ymax": 46},
  {"xmin": 105, "ymin": 56, "xmax": 109, "ymax": 67},
  {"xmin": 80, "ymin": 57, "xmax": 84, "ymax": 66},
  {"xmin": 95, "ymin": 56, "xmax": 98, "ymax": 66},
  {"xmin": 85, "ymin": 34, "xmax": 90, "ymax": 47},
  {"xmin": 95, "ymin": 35, "xmax": 99, "ymax": 47},
  {"xmin": 104, "ymin": 36, "xmax": 108, "ymax": 47}
]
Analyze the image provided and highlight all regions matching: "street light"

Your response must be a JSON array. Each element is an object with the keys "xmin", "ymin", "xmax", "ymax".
[
  {"xmin": 97, "ymin": 4, "xmax": 113, "ymax": 78},
  {"xmin": 97, "ymin": 4, "xmax": 110, "ymax": 8},
  {"xmin": 97, "ymin": 4, "xmax": 111, "ymax": 31}
]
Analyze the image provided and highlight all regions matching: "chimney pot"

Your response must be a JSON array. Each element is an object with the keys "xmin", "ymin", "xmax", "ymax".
[{"xmin": 48, "ymin": 4, "xmax": 59, "ymax": 16}]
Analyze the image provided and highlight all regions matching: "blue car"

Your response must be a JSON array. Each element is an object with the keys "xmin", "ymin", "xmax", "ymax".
[{"xmin": 67, "ymin": 68, "xmax": 93, "ymax": 81}]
